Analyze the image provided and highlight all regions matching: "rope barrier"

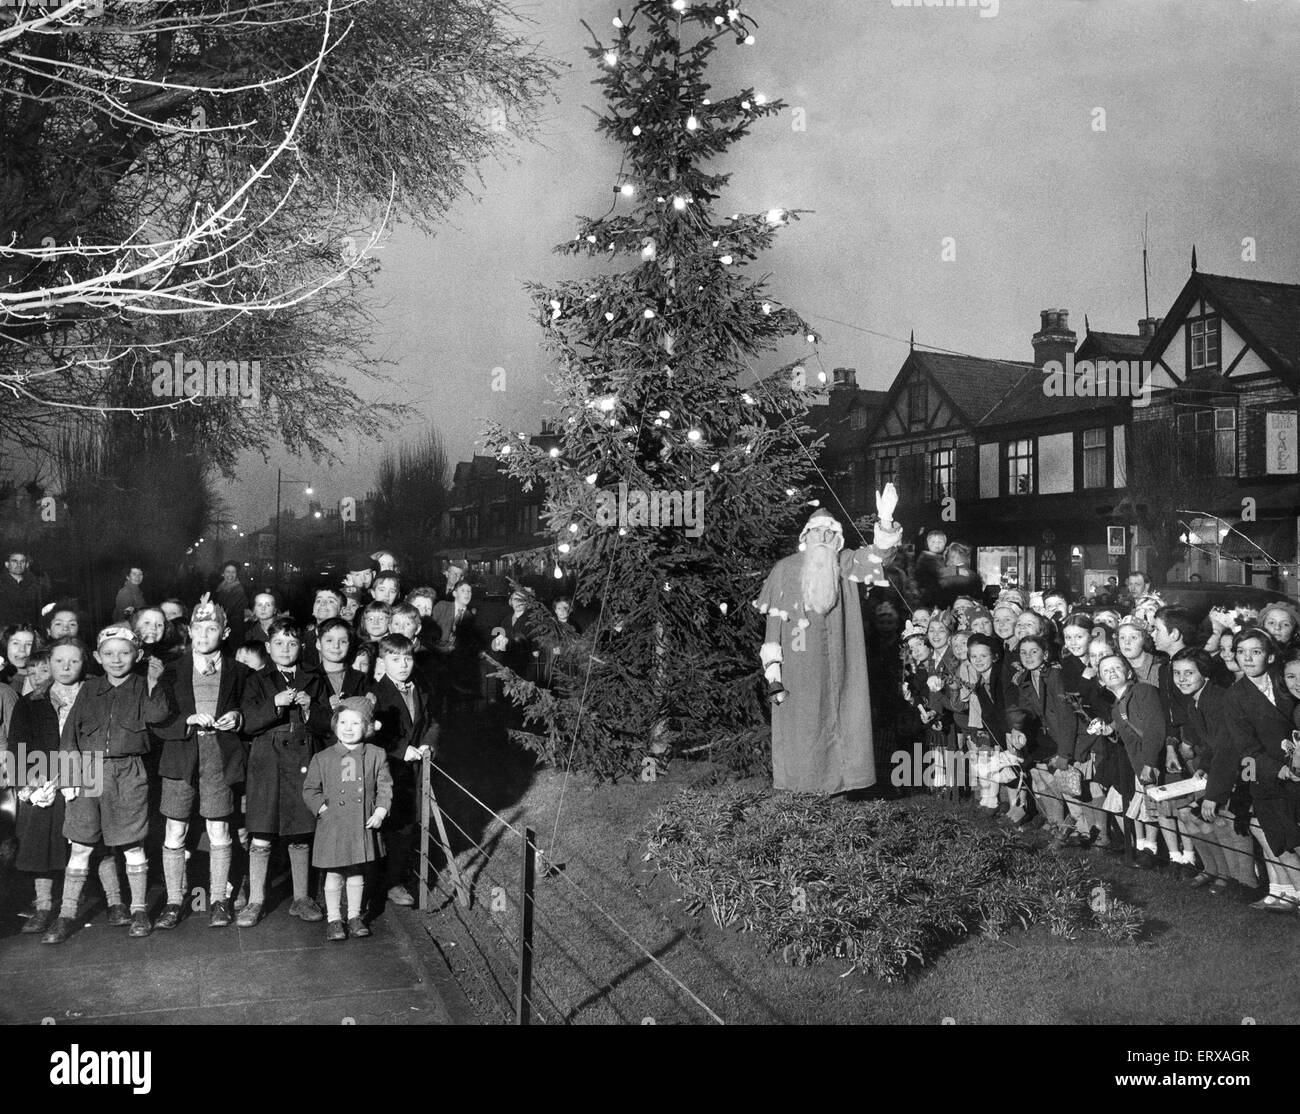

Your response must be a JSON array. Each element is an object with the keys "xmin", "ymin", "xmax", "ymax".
[
  {"xmin": 424, "ymin": 755, "xmax": 726, "ymax": 1024},
  {"xmin": 424, "ymin": 772, "xmax": 707, "ymax": 1023},
  {"xmin": 902, "ymin": 752, "xmax": 1299, "ymax": 875}
]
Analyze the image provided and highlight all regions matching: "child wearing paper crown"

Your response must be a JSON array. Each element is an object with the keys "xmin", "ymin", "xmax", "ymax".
[{"xmin": 302, "ymin": 695, "xmax": 393, "ymax": 941}]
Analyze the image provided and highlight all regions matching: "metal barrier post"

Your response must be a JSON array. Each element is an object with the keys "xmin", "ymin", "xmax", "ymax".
[{"xmin": 516, "ymin": 826, "xmax": 537, "ymax": 1026}]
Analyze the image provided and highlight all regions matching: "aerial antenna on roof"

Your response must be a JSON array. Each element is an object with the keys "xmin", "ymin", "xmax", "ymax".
[{"xmin": 1142, "ymin": 212, "xmax": 1151, "ymax": 322}]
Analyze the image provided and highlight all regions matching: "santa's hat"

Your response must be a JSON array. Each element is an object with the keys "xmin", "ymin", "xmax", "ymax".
[{"xmin": 799, "ymin": 508, "xmax": 844, "ymax": 552}]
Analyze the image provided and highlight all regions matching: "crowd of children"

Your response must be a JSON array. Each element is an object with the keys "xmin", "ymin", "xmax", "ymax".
[
  {"xmin": 878, "ymin": 579, "xmax": 1300, "ymax": 913},
  {"xmin": 0, "ymin": 550, "xmax": 581, "ymax": 945}
]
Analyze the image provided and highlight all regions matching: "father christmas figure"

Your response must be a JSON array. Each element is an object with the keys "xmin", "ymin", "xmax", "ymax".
[{"xmin": 755, "ymin": 485, "xmax": 904, "ymax": 794}]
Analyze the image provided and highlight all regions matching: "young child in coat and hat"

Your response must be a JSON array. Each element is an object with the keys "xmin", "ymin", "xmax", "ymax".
[{"xmin": 302, "ymin": 695, "xmax": 393, "ymax": 941}]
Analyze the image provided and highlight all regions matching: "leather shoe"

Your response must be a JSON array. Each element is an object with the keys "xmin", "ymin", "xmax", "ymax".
[
  {"xmin": 325, "ymin": 919, "xmax": 347, "ymax": 942},
  {"xmin": 42, "ymin": 916, "xmax": 77, "ymax": 945},
  {"xmin": 289, "ymin": 897, "xmax": 323, "ymax": 922},
  {"xmin": 235, "ymin": 902, "xmax": 263, "ymax": 928},
  {"xmin": 1134, "ymin": 849, "xmax": 1157, "ymax": 870},
  {"xmin": 347, "ymin": 916, "xmax": 371, "ymax": 938},
  {"xmin": 106, "ymin": 903, "xmax": 132, "ymax": 927},
  {"xmin": 154, "ymin": 904, "xmax": 183, "ymax": 931},
  {"xmin": 1206, "ymin": 879, "xmax": 1230, "ymax": 896},
  {"xmin": 209, "ymin": 899, "xmax": 233, "ymax": 928},
  {"xmin": 386, "ymin": 885, "xmax": 415, "ymax": 907},
  {"xmin": 128, "ymin": 910, "xmax": 153, "ymax": 938},
  {"xmin": 1189, "ymin": 871, "xmax": 1215, "ymax": 888},
  {"xmin": 22, "ymin": 908, "xmax": 56, "ymax": 935},
  {"xmin": 1250, "ymin": 895, "xmax": 1299, "ymax": 914}
]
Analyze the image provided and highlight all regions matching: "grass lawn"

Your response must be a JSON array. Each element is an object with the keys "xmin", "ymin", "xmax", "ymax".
[{"xmin": 417, "ymin": 712, "xmax": 1300, "ymax": 1025}]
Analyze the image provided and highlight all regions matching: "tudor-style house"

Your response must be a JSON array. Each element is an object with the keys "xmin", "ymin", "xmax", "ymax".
[
  {"xmin": 857, "ymin": 262, "xmax": 1300, "ymax": 598},
  {"xmin": 1137, "ymin": 264, "xmax": 1300, "ymax": 586}
]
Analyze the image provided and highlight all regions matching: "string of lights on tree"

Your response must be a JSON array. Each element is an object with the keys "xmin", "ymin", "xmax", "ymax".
[{"xmin": 485, "ymin": 0, "xmax": 825, "ymax": 630}]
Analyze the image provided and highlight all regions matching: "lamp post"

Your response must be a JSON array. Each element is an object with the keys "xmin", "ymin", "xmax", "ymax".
[{"xmin": 274, "ymin": 469, "xmax": 313, "ymax": 591}]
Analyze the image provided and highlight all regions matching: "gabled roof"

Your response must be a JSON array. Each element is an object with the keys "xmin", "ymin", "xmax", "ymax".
[
  {"xmin": 1075, "ymin": 329, "xmax": 1147, "ymax": 362},
  {"xmin": 909, "ymin": 350, "xmax": 1032, "ymax": 424},
  {"xmin": 864, "ymin": 348, "xmax": 1033, "ymax": 444},
  {"xmin": 807, "ymin": 387, "xmax": 889, "ymax": 454},
  {"xmin": 1149, "ymin": 270, "xmax": 1300, "ymax": 383},
  {"xmin": 1197, "ymin": 272, "xmax": 1300, "ymax": 375},
  {"xmin": 978, "ymin": 364, "xmax": 1129, "ymax": 427}
]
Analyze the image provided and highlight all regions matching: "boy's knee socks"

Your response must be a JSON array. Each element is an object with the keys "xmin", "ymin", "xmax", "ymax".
[
  {"xmin": 247, "ymin": 843, "xmax": 271, "ymax": 905},
  {"xmin": 126, "ymin": 860, "xmax": 149, "ymax": 913},
  {"xmin": 97, "ymin": 856, "xmax": 122, "ymax": 906},
  {"xmin": 162, "ymin": 845, "xmax": 186, "ymax": 906},
  {"xmin": 60, "ymin": 868, "xmax": 89, "ymax": 920},
  {"xmin": 209, "ymin": 841, "xmax": 233, "ymax": 903},
  {"xmin": 287, "ymin": 842, "xmax": 310, "ymax": 901}
]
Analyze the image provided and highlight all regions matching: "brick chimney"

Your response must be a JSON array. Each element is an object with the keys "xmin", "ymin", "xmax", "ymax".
[
  {"xmin": 831, "ymin": 367, "xmax": 858, "ymax": 390},
  {"xmin": 1137, "ymin": 317, "xmax": 1163, "ymax": 338},
  {"xmin": 1032, "ymin": 309, "xmax": 1077, "ymax": 368}
]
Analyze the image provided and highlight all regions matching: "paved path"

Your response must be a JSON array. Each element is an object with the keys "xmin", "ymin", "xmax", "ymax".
[{"xmin": 0, "ymin": 883, "xmax": 468, "ymax": 1025}]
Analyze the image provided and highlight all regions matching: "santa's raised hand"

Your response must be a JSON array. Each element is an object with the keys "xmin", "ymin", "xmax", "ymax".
[{"xmin": 875, "ymin": 482, "xmax": 899, "ymax": 529}]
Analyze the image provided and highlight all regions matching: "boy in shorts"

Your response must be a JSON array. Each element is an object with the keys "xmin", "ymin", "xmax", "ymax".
[
  {"xmin": 154, "ymin": 601, "xmax": 254, "ymax": 929},
  {"xmin": 48, "ymin": 626, "xmax": 175, "ymax": 942}
]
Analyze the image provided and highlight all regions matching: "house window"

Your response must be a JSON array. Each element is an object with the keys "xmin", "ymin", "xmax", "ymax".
[
  {"xmin": 1006, "ymin": 439, "xmax": 1034, "ymax": 495},
  {"xmin": 908, "ymin": 381, "xmax": 929, "ymax": 427},
  {"xmin": 1038, "ymin": 548, "xmax": 1057, "ymax": 592},
  {"xmin": 1081, "ymin": 427, "xmax": 1108, "ymax": 489},
  {"xmin": 929, "ymin": 447, "xmax": 954, "ymax": 503},
  {"xmin": 878, "ymin": 455, "xmax": 896, "ymax": 488},
  {"xmin": 1176, "ymin": 407, "xmax": 1237, "ymax": 477},
  {"xmin": 1189, "ymin": 316, "xmax": 1221, "ymax": 371},
  {"xmin": 849, "ymin": 408, "xmax": 867, "ymax": 431}
]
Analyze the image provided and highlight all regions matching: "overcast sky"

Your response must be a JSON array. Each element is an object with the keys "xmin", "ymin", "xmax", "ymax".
[{"xmin": 221, "ymin": 0, "xmax": 1300, "ymax": 530}]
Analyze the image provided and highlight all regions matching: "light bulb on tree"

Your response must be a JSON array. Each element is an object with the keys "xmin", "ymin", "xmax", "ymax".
[
  {"xmin": 686, "ymin": 115, "xmax": 699, "ymax": 131},
  {"xmin": 687, "ymin": 429, "xmax": 702, "ymax": 443},
  {"xmin": 620, "ymin": 183, "xmax": 635, "ymax": 197},
  {"xmin": 558, "ymin": 543, "xmax": 571, "ymax": 554},
  {"xmin": 604, "ymin": 51, "xmax": 618, "ymax": 67},
  {"xmin": 672, "ymin": 196, "xmax": 687, "ymax": 210}
]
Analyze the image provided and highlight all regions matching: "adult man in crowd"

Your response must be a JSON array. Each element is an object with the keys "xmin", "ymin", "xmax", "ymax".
[
  {"xmin": 430, "ymin": 580, "xmax": 484, "ymax": 714},
  {"xmin": 1119, "ymin": 570, "xmax": 1151, "ymax": 613},
  {"xmin": 112, "ymin": 566, "xmax": 147, "ymax": 622},
  {"xmin": 0, "ymin": 551, "xmax": 42, "ymax": 627}
]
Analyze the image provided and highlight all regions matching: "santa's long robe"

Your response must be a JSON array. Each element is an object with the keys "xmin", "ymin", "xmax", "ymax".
[{"xmin": 755, "ymin": 522, "xmax": 902, "ymax": 794}]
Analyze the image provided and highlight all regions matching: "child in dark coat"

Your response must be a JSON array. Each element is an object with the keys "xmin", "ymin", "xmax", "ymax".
[
  {"xmin": 11, "ymin": 646, "xmax": 78, "ymax": 935},
  {"xmin": 368, "ymin": 634, "xmax": 437, "ymax": 908},
  {"xmin": 303, "ymin": 695, "xmax": 394, "ymax": 941},
  {"xmin": 236, "ymin": 618, "xmax": 332, "ymax": 928}
]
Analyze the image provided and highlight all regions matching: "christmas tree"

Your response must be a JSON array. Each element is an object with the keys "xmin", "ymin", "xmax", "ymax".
[{"xmin": 487, "ymin": 0, "xmax": 822, "ymax": 777}]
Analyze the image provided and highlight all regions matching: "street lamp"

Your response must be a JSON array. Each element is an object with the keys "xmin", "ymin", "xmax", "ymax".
[{"xmin": 274, "ymin": 469, "xmax": 314, "ymax": 591}]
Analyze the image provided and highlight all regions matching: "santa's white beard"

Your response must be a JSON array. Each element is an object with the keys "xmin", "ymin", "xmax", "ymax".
[{"xmin": 801, "ymin": 543, "xmax": 840, "ymax": 614}]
